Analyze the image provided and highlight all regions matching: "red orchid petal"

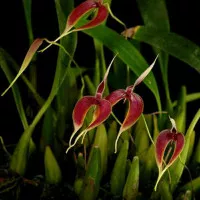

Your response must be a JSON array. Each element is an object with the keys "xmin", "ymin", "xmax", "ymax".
[
  {"xmin": 76, "ymin": 5, "xmax": 108, "ymax": 31},
  {"xmin": 155, "ymin": 129, "xmax": 185, "ymax": 170},
  {"xmin": 168, "ymin": 132, "xmax": 185, "ymax": 165},
  {"xmin": 66, "ymin": 0, "xmax": 98, "ymax": 31},
  {"xmin": 105, "ymin": 89, "xmax": 126, "ymax": 106},
  {"xmin": 87, "ymin": 99, "xmax": 111, "ymax": 131},
  {"xmin": 69, "ymin": 97, "xmax": 111, "ymax": 147},
  {"xmin": 155, "ymin": 130, "xmax": 172, "ymax": 169},
  {"xmin": 72, "ymin": 96, "xmax": 111, "ymax": 133},
  {"xmin": 112, "ymin": 92, "xmax": 143, "ymax": 153},
  {"xmin": 73, "ymin": 96, "xmax": 99, "ymax": 132},
  {"xmin": 120, "ymin": 93, "xmax": 144, "ymax": 132}
]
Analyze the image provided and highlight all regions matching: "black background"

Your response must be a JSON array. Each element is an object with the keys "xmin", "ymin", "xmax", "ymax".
[{"xmin": 0, "ymin": 0, "xmax": 199, "ymax": 144}]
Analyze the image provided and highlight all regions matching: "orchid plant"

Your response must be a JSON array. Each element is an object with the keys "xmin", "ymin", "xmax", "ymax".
[{"xmin": 0, "ymin": 0, "xmax": 200, "ymax": 199}]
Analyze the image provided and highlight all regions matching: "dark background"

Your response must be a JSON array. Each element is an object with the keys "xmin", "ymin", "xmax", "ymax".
[{"xmin": 0, "ymin": 0, "xmax": 199, "ymax": 144}]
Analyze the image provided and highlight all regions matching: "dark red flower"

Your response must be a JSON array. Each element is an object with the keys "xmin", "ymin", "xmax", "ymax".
[{"xmin": 106, "ymin": 56, "xmax": 158, "ymax": 153}]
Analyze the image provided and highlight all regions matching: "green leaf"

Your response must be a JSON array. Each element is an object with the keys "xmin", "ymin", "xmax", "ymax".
[
  {"xmin": 44, "ymin": 145, "xmax": 62, "ymax": 184},
  {"xmin": 193, "ymin": 137, "xmax": 200, "ymax": 164},
  {"xmin": 110, "ymin": 56, "xmax": 129, "ymax": 89},
  {"xmin": 173, "ymin": 86, "xmax": 187, "ymax": 133},
  {"xmin": 40, "ymin": 108, "xmax": 55, "ymax": 152},
  {"xmin": 123, "ymin": 156, "xmax": 139, "ymax": 200},
  {"xmin": 159, "ymin": 180, "xmax": 173, "ymax": 200},
  {"xmin": 134, "ymin": 115, "xmax": 151, "ymax": 163},
  {"xmin": 110, "ymin": 140, "xmax": 129, "ymax": 196},
  {"xmin": 136, "ymin": 0, "xmax": 170, "ymax": 31},
  {"xmin": 80, "ymin": 146, "xmax": 101, "ymax": 200},
  {"xmin": 173, "ymin": 92, "xmax": 200, "ymax": 107},
  {"xmin": 84, "ymin": 74, "xmax": 96, "ymax": 95},
  {"xmin": 134, "ymin": 26, "xmax": 200, "ymax": 73},
  {"xmin": 93, "ymin": 124, "xmax": 108, "ymax": 177},
  {"xmin": 186, "ymin": 130, "xmax": 195, "ymax": 163},
  {"xmin": 22, "ymin": 0, "xmax": 33, "ymax": 43}
]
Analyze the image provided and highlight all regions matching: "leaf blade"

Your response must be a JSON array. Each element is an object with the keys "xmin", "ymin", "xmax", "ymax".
[{"xmin": 134, "ymin": 26, "xmax": 200, "ymax": 73}]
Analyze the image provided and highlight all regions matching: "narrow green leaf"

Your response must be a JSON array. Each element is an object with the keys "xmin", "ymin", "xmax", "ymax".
[
  {"xmin": 22, "ymin": 0, "xmax": 33, "ymax": 43},
  {"xmin": 134, "ymin": 115, "xmax": 151, "ymax": 162},
  {"xmin": 173, "ymin": 86, "xmax": 187, "ymax": 133},
  {"xmin": 136, "ymin": 0, "xmax": 170, "ymax": 31},
  {"xmin": 40, "ymin": 108, "xmax": 55, "ymax": 152},
  {"xmin": 140, "ymin": 115, "xmax": 158, "ymax": 181},
  {"xmin": 28, "ymin": 138, "xmax": 36, "ymax": 158},
  {"xmin": 44, "ymin": 145, "xmax": 62, "ymax": 184},
  {"xmin": 93, "ymin": 124, "xmax": 108, "ymax": 177},
  {"xmin": 159, "ymin": 180, "xmax": 173, "ymax": 200},
  {"xmin": 84, "ymin": 74, "xmax": 96, "ymax": 95},
  {"xmin": 80, "ymin": 146, "xmax": 101, "ymax": 200},
  {"xmin": 186, "ymin": 130, "xmax": 195, "ymax": 163},
  {"xmin": 123, "ymin": 156, "xmax": 139, "ymax": 200},
  {"xmin": 173, "ymin": 92, "xmax": 200, "ymax": 107},
  {"xmin": 134, "ymin": 26, "xmax": 200, "ymax": 72},
  {"xmin": 110, "ymin": 140, "xmax": 129, "ymax": 196},
  {"xmin": 193, "ymin": 137, "xmax": 200, "ymax": 164},
  {"xmin": 111, "ymin": 56, "xmax": 129, "ymax": 89}
]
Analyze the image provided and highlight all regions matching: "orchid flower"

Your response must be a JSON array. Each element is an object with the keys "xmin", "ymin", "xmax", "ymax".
[
  {"xmin": 40, "ymin": 0, "xmax": 108, "ymax": 53},
  {"xmin": 106, "ymin": 56, "xmax": 158, "ymax": 153},
  {"xmin": 65, "ymin": 55, "xmax": 117, "ymax": 154},
  {"xmin": 154, "ymin": 117, "xmax": 185, "ymax": 190},
  {"xmin": 66, "ymin": 0, "xmax": 108, "ymax": 32}
]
